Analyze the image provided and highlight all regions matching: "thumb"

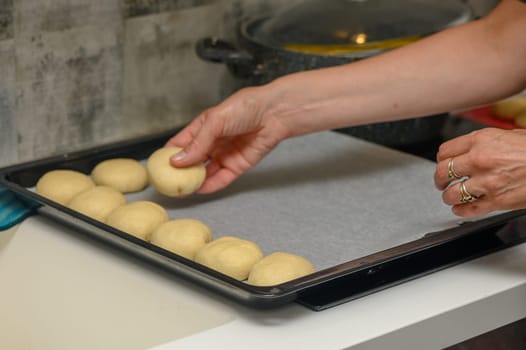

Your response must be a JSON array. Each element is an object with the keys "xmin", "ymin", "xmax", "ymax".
[
  {"xmin": 170, "ymin": 114, "xmax": 220, "ymax": 167},
  {"xmin": 170, "ymin": 141, "xmax": 206, "ymax": 167}
]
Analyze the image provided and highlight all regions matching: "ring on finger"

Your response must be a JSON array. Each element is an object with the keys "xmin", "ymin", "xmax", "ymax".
[
  {"xmin": 459, "ymin": 180, "xmax": 478, "ymax": 203},
  {"xmin": 448, "ymin": 158, "xmax": 463, "ymax": 179}
]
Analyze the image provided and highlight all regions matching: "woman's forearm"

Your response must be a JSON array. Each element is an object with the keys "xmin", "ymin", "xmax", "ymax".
[{"xmin": 262, "ymin": 0, "xmax": 526, "ymax": 138}]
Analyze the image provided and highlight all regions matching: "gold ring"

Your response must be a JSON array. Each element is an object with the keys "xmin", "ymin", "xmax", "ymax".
[
  {"xmin": 459, "ymin": 180, "xmax": 478, "ymax": 203},
  {"xmin": 448, "ymin": 158, "xmax": 462, "ymax": 179}
]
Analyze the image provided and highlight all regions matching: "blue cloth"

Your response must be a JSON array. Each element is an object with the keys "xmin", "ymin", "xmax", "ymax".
[{"xmin": 0, "ymin": 184, "xmax": 38, "ymax": 230}]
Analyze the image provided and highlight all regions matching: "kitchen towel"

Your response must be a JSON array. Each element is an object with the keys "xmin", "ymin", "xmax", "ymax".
[{"xmin": 0, "ymin": 185, "xmax": 38, "ymax": 230}]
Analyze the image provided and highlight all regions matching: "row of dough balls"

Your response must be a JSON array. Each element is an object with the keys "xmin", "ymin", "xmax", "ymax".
[
  {"xmin": 106, "ymin": 201, "xmax": 315, "ymax": 286},
  {"xmin": 35, "ymin": 170, "xmax": 209, "ymax": 260},
  {"xmin": 107, "ymin": 203, "xmax": 316, "ymax": 286},
  {"xmin": 107, "ymin": 205, "xmax": 316, "ymax": 286},
  {"xmin": 107, "ymin": 197, "xmax": 316, "ymax": 286},
  {"xmin": 34, "ymin": 158, "xmax": 315, "ymax": 286},
  {"xmin": 36, "ymin": 147, "xmax": 206, "ymax": 200},
  {"xmin": 34, "ymin": 165, "xmax": 203, "ymax": 243},
  {"xmin": 96, "ymin": 197, "xmax": 316, "ymax": 286},
  {"xmin": 35, "ymin": 167, "xmax": 169, "ymax": 234},
  {"xmin": 37, "ymin": 147, "xmax": 206, "ymax": 201},
  {"xmin": 110, "ymin": 147, "xmax": 205, "ymax": 196},
  {"xmin": 195, "ymin": 237, "xmax": 316, "ymax": 286}
]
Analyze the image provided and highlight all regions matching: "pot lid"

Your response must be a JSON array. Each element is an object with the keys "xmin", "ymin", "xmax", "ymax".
[{"xmin": 249, "ymin": 0, "xmax": 472, "ymax": 55}]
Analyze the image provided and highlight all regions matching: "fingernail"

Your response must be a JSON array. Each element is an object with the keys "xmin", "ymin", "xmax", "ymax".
[{"xmin": 171, "ymin": 150, "xmax": 187, "ymax": 162}]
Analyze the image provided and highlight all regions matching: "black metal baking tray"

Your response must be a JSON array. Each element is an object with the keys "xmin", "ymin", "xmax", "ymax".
[{"xmin": 2, "ymin": 128, "xmax": 526, "ymax": 311}]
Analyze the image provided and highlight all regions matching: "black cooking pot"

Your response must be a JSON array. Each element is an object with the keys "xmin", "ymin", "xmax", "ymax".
[{"xmin": 196, "ymin": 0, "xmax": 473, "ymax": 146}]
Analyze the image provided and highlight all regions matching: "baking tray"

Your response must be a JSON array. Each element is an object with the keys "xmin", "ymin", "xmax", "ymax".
[{"xmin": 2, "ymin": 128, "xmax": 526, "ymax": 311}]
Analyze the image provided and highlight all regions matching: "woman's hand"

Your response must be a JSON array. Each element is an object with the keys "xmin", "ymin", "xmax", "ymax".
[
  {"xmin": 165, "ymin": 87, "xmax": 291, "ymax": 194},
  {"xmin": 435, "ymin": 127, "xmax": 526, "ymax": 217}
]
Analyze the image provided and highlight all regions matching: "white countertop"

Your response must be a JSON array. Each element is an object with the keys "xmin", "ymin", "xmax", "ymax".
[{"xmin": 2, "ymin": 215, "xmax": 526, "ymax": 350}]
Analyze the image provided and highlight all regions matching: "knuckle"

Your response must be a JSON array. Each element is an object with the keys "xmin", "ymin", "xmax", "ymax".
[
  {"xmin": 479, "ymin": 175, "xmax": 498, "ymax": 194},
  {"xmin": 470, "ymin": 127, "xmax": 497, "ymax": 141},
  {"xmin": 467, "ymin": 150, "xmax": 492, "ymax": 170},
  {"xmin": 437, "ymin": 143, "xmax": 448, "ymax": 157}
]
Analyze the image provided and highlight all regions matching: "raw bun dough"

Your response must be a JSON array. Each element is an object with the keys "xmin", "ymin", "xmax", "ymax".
[
  {"xmin": 195, "ymin": 236, "xmax": 263, "ymax": 281},
  {"xmin": 150, "ymin": 219, "xmax": 212, "ymax": 260},
  {"xmin": 67, "ymin": 186, "xmax": 127, "ymax": 222},
  {"xmin": 105, "ymin": 201, "xmax": 169, "ymax": 241},
  {"xmin": 247, "ymin": 252, "xmax": 316, "ymax": 286},
  {"xmin": 492, "ymin": 96, "xmax": 526, "ymax": 120},
  {"xmin": 36, "ymin": 169, "xmax": 95, "ymax": 205},
  {"xmin": 147, "ymin": 147, "xmax": 206, "ymax": 197},
  {"xmin": 91, "ymin": 158, "xmax": 148, "ymax": 193}
]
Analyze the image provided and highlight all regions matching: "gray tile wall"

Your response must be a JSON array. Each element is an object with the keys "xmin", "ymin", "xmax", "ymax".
[
  {"xmin": 0, "ymin": 0, "xmax": 305, "ymax": 167},
  {"xmin": 0, "ymin": 0, "xmax": 496, "ymax": 167},
  {"xmin": 14, "ymin": 0, "xmax": 124, "ymax": 162}
]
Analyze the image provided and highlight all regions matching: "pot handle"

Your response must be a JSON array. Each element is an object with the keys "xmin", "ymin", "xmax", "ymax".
[
  {"xmin": 195, "ymin": 37, "xmax": 261, "ymax": 78},
  {"xmin": 195, "ymin": 37, "xmax": 254, "ymax": 65}
]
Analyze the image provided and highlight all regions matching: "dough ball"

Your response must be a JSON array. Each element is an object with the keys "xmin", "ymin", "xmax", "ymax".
[
  {"xmin": 36, "ymin": 169, "xmax": 95, "ymax": 206},
  {"xmin": 492, "ymin": 96, "xmax": 526, "ymax": 120},
  {"xmin": 67, "ymin": 186, "xmax": 127, "ymax": 222},
  {"xmin": 195, "ymin": 236, "xmax": 263, "ymax": 281},
  {"xmin": 105, "ymin": 201, "xmax": 169, "ymax": 241},
  {"xmin": 247, "ymin": 252, "xmax": 316, "ymax": 286},
  {"xmin": 150, "ymin": 219, "xmax": 212, "ymax": 260},
  {"xmin": 91, "ymin": 158, "xmax": 148, "ymax": 193},
  {"xmin": 147, "ymin": 147, "xmax": 206, "ymax": 197}
]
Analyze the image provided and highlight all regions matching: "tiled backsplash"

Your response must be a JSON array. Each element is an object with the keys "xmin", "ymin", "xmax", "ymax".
[
  {"xmin": 0, "ymin": 0, "xmax": 496, "ymax": 167},
  {"xmin": 0, "ymin": 0, "xmax": 299, "ymax": 167}
]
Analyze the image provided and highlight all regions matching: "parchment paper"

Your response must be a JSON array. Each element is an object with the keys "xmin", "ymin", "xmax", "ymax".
[{"xmin": 128, "ymin": 131, "xmax": 461, "ymax": 271}]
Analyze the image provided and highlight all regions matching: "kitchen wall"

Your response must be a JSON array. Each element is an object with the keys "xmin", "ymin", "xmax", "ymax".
[
  {"xmin": 0, "ymin": 0, "xmax": 303, "ymax": 167},
  {"xmin": 0, "ymin": 0, "xmax": 498, "ymax": 167}
]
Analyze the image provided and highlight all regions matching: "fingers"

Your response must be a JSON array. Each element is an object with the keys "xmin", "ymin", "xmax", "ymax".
[
  {"xmin": 165, "ymin": 115, "xmax": 205, "ymax": 149},
  {"xmin": 165, "ymin": 110, "xmax": 233, "ymax": 193},
  {"xmin": 440, "ymin": 178, "xmax": 493, "ymax": 217},
  {"xmin": 435, "ymin": 131, "xmax": 485, "ymax": 217},
  {"xmin": 435, "ymin": 132, "xmax": 474, "ymax": 162},
  {"xmin": 442, "ymin": 178, "xmax": 482, "ymax": 206},
  {"xmin": 435, "ymin": 128, "xmax": 526, "ymax": 217},
  {"xmin": 169, "ymin": 111, "xmax": 223, "ymax": 167},
  {"xmin": 434, "ymin": 154, "xmax": 473, "ymax": 190},
  {"xmin": 451, "ymin": 198, "xmax": 494, "ymax": 218},
  {"xmin": 195, "ymin": 166, "xmax": 239, "ymax": 194},
  {"xmin": 434, "ymin": 132, "xmax": 477, "ymax": 191},
  {"xmin": 167, "ymin": 158, "xmax": 240, "ymax": 195},
  {"xmin": 436, "ymin": 142, "xmax": 490, "ymax": 217}
]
